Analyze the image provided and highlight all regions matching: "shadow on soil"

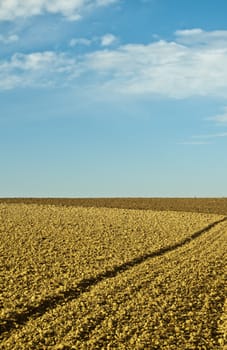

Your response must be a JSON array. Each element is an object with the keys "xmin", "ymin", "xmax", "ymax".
[{"xmin": 1, "ymin": 216, "xmax": 226, "ymax": 338}]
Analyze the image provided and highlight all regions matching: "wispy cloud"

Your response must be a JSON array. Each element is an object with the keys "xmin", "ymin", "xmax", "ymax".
[
  {"xmin": 0, "ymin": 0, "xmax": 119, "ymax": 21},
  {"xmin": 210, "ymin": 107, "xmax": 227, "ymax": 124},
  {"xmin": 178, "ymin": 141, "xmax": 212, "ymax": 145},
  {"xmin": 0, "ymin": 34, "xmax": 19, "ymax": 44},
  {"xmin": 69, "ymin": 38, "xmax": 92, "ymax": 47},
  {"xmin": 1, "ymin": 28, "xmax": 227, "ymax": 99},
  {"xmin": 69, "ymin": 33, "xmax": 117, "ymax": 48},
  {"xmin": 192, "ymin": 132, "xmax": 227, "ymax": 139},
  {"xmin": 179, "ymin": 131, "xmax": 227, "ymax": 146},
  {"xmin": 175, "ymin": 28, "xmax": 227, "ymax": 47},
  {"xmin": 0, "ymin": 52, "xmax": 77, "ymax": 90},
  {"xmin": 101, "ymin": 34, "xmax": 118, "ymax": 46},
  {"xmin": 82, "ymin": 31, "xmax": 227, "ymax": 98}
]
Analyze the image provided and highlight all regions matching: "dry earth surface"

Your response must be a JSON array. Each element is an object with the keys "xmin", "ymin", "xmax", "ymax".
[
  {"xmin": 0, "ymin": 200, "xmax": 226, "ymax": 349},
  {"xmin": 1, "ymin": 197, "xmax": 227, "ymax": 215}
]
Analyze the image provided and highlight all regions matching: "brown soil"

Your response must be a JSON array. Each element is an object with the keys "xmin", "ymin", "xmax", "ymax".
[{"xmin": 1, "ymin": 197, "xmax": 227, "ymax": 215}]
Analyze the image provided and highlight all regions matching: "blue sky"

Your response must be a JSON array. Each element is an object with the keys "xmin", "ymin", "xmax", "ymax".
[{"xmin": 1, "ymin": 0, "xmax": 227, "ymax": 197}]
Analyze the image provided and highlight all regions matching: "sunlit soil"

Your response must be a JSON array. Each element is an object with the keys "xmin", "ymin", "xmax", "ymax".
[{"xmin": 0, "ymin": 204, "xmax": 226, "ymax": 349}]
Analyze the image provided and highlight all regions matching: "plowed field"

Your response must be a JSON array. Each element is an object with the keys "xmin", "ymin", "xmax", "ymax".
[{"xmin": 0, "ymin": 204, "xmax": 226, "ymax": 349}]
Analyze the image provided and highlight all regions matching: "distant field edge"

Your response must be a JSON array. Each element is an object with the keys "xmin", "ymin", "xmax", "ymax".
[{"xmin": 1, "ymin": 197, "xmax": 227, "ymax": 215}]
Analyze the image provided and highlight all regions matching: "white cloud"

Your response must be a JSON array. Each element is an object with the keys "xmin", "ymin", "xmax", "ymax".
[
  {"xmin": 69, "ymin": 37, "xmax": 91, "ymax": 47},
  {"xmin": 210, "ymin": 107, "xmax": 227, "ymax": 123},
  {"xmin": 178, "ymin": 141, "xmax": 211, "ymax": 145},
  {"xmin": 83, "ymin": 34, "xmax": 227, "ymax": 98},
  {"xmin": 175, "ymin": 28, "xmax": 227, "ymax": 47},
  {"xmin": 0, "ymin": 52, "xmax": 77, "ymax": 90},
  {"xmin": 180, "ymin": 131, "xmax": 227, "ymax": 146},
  {"xmin": 192, "ymin": 132, "xmax": 227, "ymax": 139},
  {"xmin": 176, "ymin": 29, "xmax": 203, "ymax": 36},
  {"xmin": 0, "ymin": 0, "xmax": 119, "ymax": 21},
  {"xmin": 101, "ymin": 34, "xmax": 117, "ymax": 46},
  {"xmin": 0, "ymin": 34, "xmax": 19, "ymax": 44},
  {"xmin": 69, "ymin": 34, "xmax": 117, "ymax": 48},
  {"xmin": 1, "ymin": 28, "xmax": 227, "ymax": 100}
]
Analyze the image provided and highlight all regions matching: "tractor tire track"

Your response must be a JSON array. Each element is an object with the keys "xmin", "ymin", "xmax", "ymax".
[{"xmin": 1, "ymin": 216, "xmax": 227, "ymax": 339}]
